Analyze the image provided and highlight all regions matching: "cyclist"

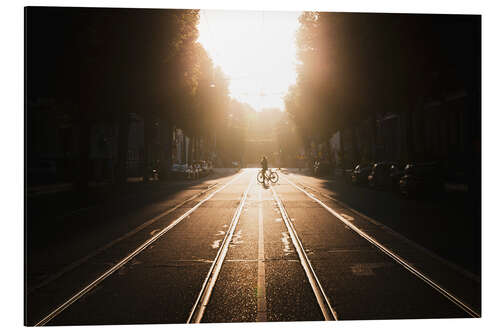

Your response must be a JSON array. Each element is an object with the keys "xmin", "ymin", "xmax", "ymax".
[
  {"xmin": 257, "ymin": 155, "xmax": 279, "ymax": 185},
  {"xmin": 260, "ymin": 155, "xmax": 268, "ymax": 175}
]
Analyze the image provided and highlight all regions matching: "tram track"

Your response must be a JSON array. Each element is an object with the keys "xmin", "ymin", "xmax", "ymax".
[
  {"xmin": 28, "ymin": 182, "xmax": 220, "ymax": 295},
  {"xmin": 190, "ymin": 173, "xmax": 331, "ymax": 323},
  {"xmin": 34, "ymin": 171, "xmax": 247, "ymax": 326},
  {"xmin": 270, "ymin": 185, "xmax": 338, "ymax": 321},
  {"xmin": 30, "ymin": 169, "xmax": 478, "ymax": 325},
  {"xmin": 187, "ymin": 178, "xmax": 253, "ymax": 323},
  {"xmin": 283, "ymin": 174, "xmax": 480, "ymax": 284},
  {"xmin": 278, "ymin": 173, "xmax": 480, "ymax": 318}
]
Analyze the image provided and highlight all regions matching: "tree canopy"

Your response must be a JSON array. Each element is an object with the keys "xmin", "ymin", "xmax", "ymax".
[
  {"xmin": 285, "ymin": 12, "xmax": 480, "ymax": 152},
  {"xmin": 26, "ymin": 7, "xmax": 236, "ymax": 184}
]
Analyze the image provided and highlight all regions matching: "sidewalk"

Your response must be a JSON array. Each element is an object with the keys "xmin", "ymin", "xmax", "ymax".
[
  {"xmin": 26, "ymin": 169, "xmax": 240, "ymax": 197},
  {"xmin": 26, "ymin": 169, "xmax": 240, "ymax": 219},
  {"xmin": 27, "ymin": 182, "xmax": 74, "ymax": 197},
  {"xmin": 282, "ymin": 167, "xmax": 471, "ymax": 194}
]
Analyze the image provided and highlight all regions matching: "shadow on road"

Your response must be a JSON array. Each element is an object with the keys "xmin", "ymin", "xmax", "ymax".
[
  {"xmin": 25, "ymin": 169, "xmax": 241, "ymax": 262},
  {"xmin": 285, "ymin": 170, "xmax": 480, "ymax": 276}
]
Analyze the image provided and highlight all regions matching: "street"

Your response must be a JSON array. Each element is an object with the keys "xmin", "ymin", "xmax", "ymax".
[{"xmin": 25, "ymin": 169, "xmax": 479, "ymax": 326}]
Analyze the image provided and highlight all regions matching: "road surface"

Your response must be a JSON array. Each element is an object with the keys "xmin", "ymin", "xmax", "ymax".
[{"xmin": 25, "ymin": 169, "xmax": 480, "ymax": 326}]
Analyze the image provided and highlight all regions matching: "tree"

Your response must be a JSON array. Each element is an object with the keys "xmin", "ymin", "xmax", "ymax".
[
  {"xmin": 26, "ymin": 8, "xmax": 205, "ymax": 186},
  {"xmin": 286, "ymin": 12, "xmax": 480, "ymax": 167}
]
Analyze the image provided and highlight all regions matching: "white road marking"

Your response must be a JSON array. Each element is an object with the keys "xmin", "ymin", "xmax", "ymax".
[
  {"xmin": 257, "ymin": 187, "xmax": 267, "ymax": 322},
  {"xmin": 280, "ymin": 232, "xmax": 293, "ymax": 255},
  {"xmin": 149, "ymin": 229, "xmax": 161, "ymax": 236},
  {"xmin": 211, "ymin": 240, "xmax": 222, "ymax": 249},
  {"xmin": 270, "ymin": 185, "xmax": 338, "ymax": 321},
  {"xmin": 339, "ymin": 213, "xmax": 354, "ymax": 221},
  {"xmin": 187, "ymin": 177, "xmax": 254, "ymax": 323},
  {"xmin": 350, "ymin": 262, "xmax": 394, "ymax": 276},
  {"xmin": 231, "ymin": 230, "xmax": 244, "ymax": 245}
]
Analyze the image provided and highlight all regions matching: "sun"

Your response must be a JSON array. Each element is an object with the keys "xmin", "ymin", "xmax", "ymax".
[{"xmin": 197, "ymin": 9, "xmax": 301, "ymax": 111}]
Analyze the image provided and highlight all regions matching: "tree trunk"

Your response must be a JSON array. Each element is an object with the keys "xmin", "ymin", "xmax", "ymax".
[
  {"xmin": 187, "ymin": 135, "xmax": 193, "ymax": 166},
  {"xmin": 167, "ymin": 125, "xmax": 173, "ymax": 175},
  {"xmin": 301, "ymin": 134, "xmax": 311, "ymax": 170},
  {"xmin": 194, "ymin": 135, "xmax": 198, "ymax": 161},
  {"xmin": 198, "ymin": 136, "xmax": 202, "ymax": 160},
  {"xmin": 142, "ymin": 111, "xmax": 152, "ymax": 182},
  {"xmin": 324, "ymin": 135, "xmax": 334, "ymax": 176},
  {"xmin": 193, "ymin": 135, "xmax": 198, "ymax": 161},
  {"xmin": 74, "ymin": 108, "xmax": 91, "ymax": 193},
  {"xmin": 351, "ymin": 124, "xmax": 359, "ymax": 165},
  {"xmin": 183, "ymin": 134, "xmax": 187, "ymax": 164},
  {"xmin": 115, "ymin": 111, "xmax": 130, "ymax": 185},
  {"xmin": 158, "ymin": 117, "xmax": 173, "ymax": 181},
  {"xmin": 406, "ymin": 104, "xmax": 415, "ymax": 162},
  {"xmin": 370, "ymin": 114, "xmax": 377, "ymax": 162},
  {"xmin": 339, "ymin": 129, "xmax": 345, "ymax": 171}
]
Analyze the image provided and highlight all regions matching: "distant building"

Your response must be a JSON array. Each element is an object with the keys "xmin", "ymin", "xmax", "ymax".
[
  {"xmin": 27, "ymin": 100, "xmax": 148, "ymax": 185},
  {"xmin": 329, "ymin": 87, "xmax": 472, "ymax": 175}
]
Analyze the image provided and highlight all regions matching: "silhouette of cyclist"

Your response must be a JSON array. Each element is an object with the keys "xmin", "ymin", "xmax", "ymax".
[{"xmin": 261, "ymin": 156, "xmax": 268, "ymax": 174}]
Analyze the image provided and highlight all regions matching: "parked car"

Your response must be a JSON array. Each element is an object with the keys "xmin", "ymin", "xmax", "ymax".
[
  {"xmin": 313, "ymin": 160, "xmax": 332, "ymax": 177},
  {"xmin": 187, "ymin": 164, "xmax": 200, "ymax": 179},
  {"xmin": 351, "ymin": 163, "xmax": 372, "ymax": 185},
  {"xmin": 193, "ymin": 160, "xmax": 206, "ymax": 177},
  {"xmin": 389, "ymin": 163, "xmax": 405, "ymax": 191},
  {"xmin": 368, "ymin": 162, "xmax": 393, "ymax": 189},
  {"xmin": 197, "ymin": 160, "xmax": 213, "ymax": 177},
  {"xmin": 368, "ymin": 161, "xmax": 403, "ymax": 190},
  {"xmin": 171, "ymin": 163, "xmax": 189, "ymax": 179},
  {"xmin": 399, "ymin": 162, "xmax": 444, "ymax": 198},
  {"xmin": 148, "ymin": 164, "xmax": 159, "ymax": 181}
]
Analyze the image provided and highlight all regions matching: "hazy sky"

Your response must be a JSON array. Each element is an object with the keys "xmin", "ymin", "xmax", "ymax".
[{"xmin": 197, "ymin": 10, "xmax": 301, "ymax": 111}]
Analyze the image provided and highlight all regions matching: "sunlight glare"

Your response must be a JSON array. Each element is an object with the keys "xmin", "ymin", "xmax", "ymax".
[{"xmin": 197, "ymin": 10, "xmax": 301, "ymax": 111}]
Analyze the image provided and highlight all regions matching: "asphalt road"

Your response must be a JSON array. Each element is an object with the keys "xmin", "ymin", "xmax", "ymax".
[
  {"xmin": 283, "ymin": 170, "xmax": 481, "ymax": 276},
  {"xmin": 25, "ymin": 169, "xmax": 480, "ymax": 326}
]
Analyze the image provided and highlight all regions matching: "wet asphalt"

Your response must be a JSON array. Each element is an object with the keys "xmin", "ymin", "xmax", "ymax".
[{"xmin": 26, "ymin": 169, "xmax": 477, "ymax": 326}]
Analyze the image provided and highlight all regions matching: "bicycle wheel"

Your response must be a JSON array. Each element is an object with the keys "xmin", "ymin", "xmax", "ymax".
[
  {"xmin": 257, "ymin": 170, "xmax": 264, "ymax": 183},
  {"xmin": 270, "ymin": 171, "xmax": 279, "ymax": 183}
]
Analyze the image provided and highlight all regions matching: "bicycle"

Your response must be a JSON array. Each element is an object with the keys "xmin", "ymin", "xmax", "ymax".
[{"xmin": 257, "ymin": 168, "xmax": 279, "ymax": 184}]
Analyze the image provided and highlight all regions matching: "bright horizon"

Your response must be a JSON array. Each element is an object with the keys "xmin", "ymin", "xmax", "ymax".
[{"xmin": 197, "ymin": 10, "xmax": 301, "ymax": 112}]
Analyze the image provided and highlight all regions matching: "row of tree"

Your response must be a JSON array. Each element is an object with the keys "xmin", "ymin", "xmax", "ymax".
[
  {"xmin": 284, "ymin": 12, "xmax": 480, "ymax": 167},
  {"xmin": 27, "ymin": 7, "xmax": 235, "ymax": 189}
]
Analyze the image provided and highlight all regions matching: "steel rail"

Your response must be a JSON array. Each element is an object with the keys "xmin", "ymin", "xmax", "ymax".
[
  {"xmin": 187, "ymin": 178, "xmax": 253, "ymax": 323},
  {"xmin": 285, "ymin": 176, "xmax": 480, "ymax": 284},
  {"xmin": 29, "ymin": 183, "xmax": 220, "ymax": 295},
  {"xmin": 270, "ymin": 185, "xmax": 338, "ymax": 321},
  {"xmin": 34, "ymin": 171, "xmax": 247, "ymax": 326},
  {"xmin": 281, "ymin": 175, "xmax": 480, "ymax": 318}
]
